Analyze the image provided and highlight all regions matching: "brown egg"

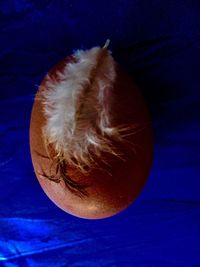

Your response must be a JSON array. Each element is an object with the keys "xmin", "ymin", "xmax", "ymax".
[{"xmin": 30, "ymin": 43, "xmax": 153, "ymax": 219}]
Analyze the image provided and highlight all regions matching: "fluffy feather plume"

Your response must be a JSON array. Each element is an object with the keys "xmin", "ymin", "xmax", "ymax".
[{"xmin": 42, "ymin": 41, "xmax": 131, "ymax": 172}]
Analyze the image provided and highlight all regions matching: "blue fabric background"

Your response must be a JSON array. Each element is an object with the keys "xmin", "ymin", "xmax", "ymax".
[{"xmin": 0, "ymin": 1, "xmax": 200, "ymax": 266}]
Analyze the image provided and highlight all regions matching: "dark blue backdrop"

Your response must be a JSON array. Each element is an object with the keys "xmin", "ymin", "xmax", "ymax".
[{"xmin": 0, "ymin": 1, "xmax": 200, "ymax": 266}]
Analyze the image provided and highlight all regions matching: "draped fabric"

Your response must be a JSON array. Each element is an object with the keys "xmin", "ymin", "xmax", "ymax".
[{"xmin": 0, "ymin": 1, "xmax": 200, "ymax": 266}]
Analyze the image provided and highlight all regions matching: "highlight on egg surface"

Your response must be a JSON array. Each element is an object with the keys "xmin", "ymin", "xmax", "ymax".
[{"xmin": 30, "ymin": 40, "xmax": 153, "ymax": 219}]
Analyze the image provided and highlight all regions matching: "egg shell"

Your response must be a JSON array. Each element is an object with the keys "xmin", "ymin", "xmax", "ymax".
[{"xmin": 30, "ymin": 55, "xmax": 153, "ymax": 219}]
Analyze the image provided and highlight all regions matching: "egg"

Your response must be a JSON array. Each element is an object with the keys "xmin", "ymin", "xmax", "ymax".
[{"xmin": 30, "ymin": 42, "xmax": 153, "ymax": 219}]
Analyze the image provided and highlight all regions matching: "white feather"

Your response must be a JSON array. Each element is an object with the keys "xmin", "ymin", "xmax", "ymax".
[{"xmin": 42, "ymin": 44, "xmax": 128, "ymax": 171}]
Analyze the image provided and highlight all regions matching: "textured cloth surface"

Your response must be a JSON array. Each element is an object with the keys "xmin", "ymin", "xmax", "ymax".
[{"xmin": 0, "ymin": 1, "xmax": 200, "ymax": 266}]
